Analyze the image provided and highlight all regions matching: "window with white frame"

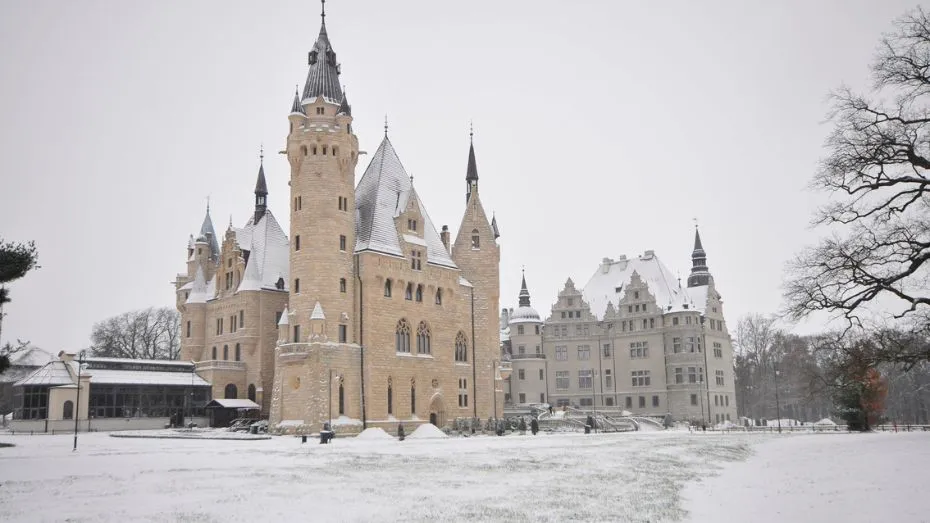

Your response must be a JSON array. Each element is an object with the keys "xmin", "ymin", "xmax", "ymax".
[
  {"xmin": 458, "ymin": 378, "xmax": 468, "ymax": 407},
  {"xmin": 578, "ymin": 370, "xmax": 593, "ymax": 389},
  {"xmin": 555, "ymin": 346, "xmax": 567, "ymax": 361},
  {"xmin": 555, "ymin": 371, "xmax": 570, "ymax": 390},
  {"xmin": 577, "ymin": 345, "xmax": 590, "ymax": 360},
  {"xmin": 716, "ymin": 370, "xmax": 725, "ymax": 386},
  {"xmin": 518, "ymin": 369, "xmax": 525, "ymax": 380},
  {"xmin": 631, "ymin": 370, "xmax": 650, "ymax": 387},
  {"xmin": 675, "ymin": 367, "xmax": 684, "ymax": 384},
  {"xmin": 629, "ymin": 341, "xmax": 648, "ymax": 358},
  {"xmin": 713, "ymin": 342, "xmax": 723, "ymax": 358},
  {"xmin": 673, "ymin": 337, "xmax": 682, "ymax": 353},
  {"xmin": 604, "ymin": 369, "xmax": 613, "ymax": 389}
]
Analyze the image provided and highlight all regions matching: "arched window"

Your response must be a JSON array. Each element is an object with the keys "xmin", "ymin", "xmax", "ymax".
[
  {"xmin": 338, "ymin": 377, "xmax": 345, "ymax": 415},
  {"xmin": 395, "ymin": 319, "xmax": 411, "ymax": 353},
  {"xmin": 212, "ymin": 346, "xmax": 217, "ymax": 359},
  {"xmin": 300, "ymin": 145, "xmax": 308, "ymax": 156},
  {"xmin": 471, "ymin": 229, "xmax": 480, "ymax": 249},
  {"xmin": 248, "ymin": 384, "xmax": 256, "ymax": 402},
  {"xmin": 223, "ymin": 345, "xmax": 229, "ymax": 360},
  {"xmin": 225, "ymin": 384, "xmax": 238, "ymax": 399},
  {"xmin": 405, "ymin": 283, "xmax": 413, "ymax": 301},
  {"xmin": 435, "ymin": 288, "xmax": 442, "ymax": 305},
  {"xmin": 235, "ymin": 343, "xmax": 241, "ymax": 362},
  {"xmin": 384, "ymin": 279, "xmax": 392, "ymax": 297},
  {"xmin": 455, "ymin": 331, "xmax": 468, "ymax": 362},
  {"xmin": 63, "ymin": 400, "xmax": 74, "ymax": 420},
  {"xmin": 417, "ymin": 321, "xmax": 431, "ymax": 355},
  {"xmin": 410, "ymin": 379, "xmax": 416, "ymax": 415},
  {"xmin": 415, "ymin": 284, "xmax": 423, "ymax": 303},
  {"xmin": 387, "ymin": 377, "xmax": 393, "ymax": 415}
]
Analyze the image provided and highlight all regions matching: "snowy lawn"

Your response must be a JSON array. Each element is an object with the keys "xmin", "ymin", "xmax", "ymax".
[
  {"xmin": 683, "ymin": 431, "xmax": 930, "ymax": 522},
  {"xmin": 0, "ymin": 430, "xmax": 753, "ymax": 522}
]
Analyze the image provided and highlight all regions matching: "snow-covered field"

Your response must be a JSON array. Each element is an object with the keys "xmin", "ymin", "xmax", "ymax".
[
  {"xmin": 683, "ymin": 431, "xmax": 930, "ymax": 522},
  {"xmin": 0, "ymin": 429, "xmax": 926, "ymax": 522}
]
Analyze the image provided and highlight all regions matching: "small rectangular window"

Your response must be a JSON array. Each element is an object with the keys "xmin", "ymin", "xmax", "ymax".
[
  {"xmin": 186, "ymin": 321, "xmax": 191, "ymax": 338},
  {"xmin": 294, "ymin": 278, "xmax": 300, "ymax": 293},
  {"xmin": 340, "ymin": 278, "xmax": 347, "ymax": 293},
  {"xmin": 690, "ymin": 394, "xmax": 698, "ymax": 406},
  {"xmin": 240, "ymin": 310, "xmax": 244, "ymax": 328},
  {"xmin": 338, "ymin": 324, "xmax": 347, "ymax": 343},
  {"xmin": 295, "ymin": 235, "xmax": 301, "ymax": 251},
  {"xmin": 339, "ymin": 235, "xmax": 346, "ymax": 251},
  {"xmin": 293, "ymin": 325, "xmax": 301, "ymax": 343}
]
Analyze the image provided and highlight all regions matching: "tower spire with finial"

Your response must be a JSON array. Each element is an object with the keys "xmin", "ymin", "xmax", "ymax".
[
  {"xmin": 465, "ymin": 122, "xmax": 479, "ymax": 203},
  {"xmin": 321, "ymin": 0, "xmax": 326, "ymax": 25},
  {"xmin": 254, "ymin": 145, "xmax": 268, "ymax": 223},
  {"xmin": 686, "ymin": 221, "xmax": 712, "ymax": 287},
  {"xmin": 518, "ymin": 267, "xmax": 532, "ymax": 307}
]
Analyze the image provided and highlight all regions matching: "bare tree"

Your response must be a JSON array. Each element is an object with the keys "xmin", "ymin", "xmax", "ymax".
[
  {"xmin": 90, "ymin": 307, "xmax": 181, "ymax": 360},
  {"xmin": 785, "ymin": 7, "xmax": 930, "ymax": 353},
  {"xmin": 734, "ymin": 314, "xmax": 779, "ymax": 420}
]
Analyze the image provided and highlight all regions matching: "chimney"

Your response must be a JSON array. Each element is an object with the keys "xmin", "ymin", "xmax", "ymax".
[{"xmin": 440, "ymin": 225, "xmax": 451, "ymax": 252}]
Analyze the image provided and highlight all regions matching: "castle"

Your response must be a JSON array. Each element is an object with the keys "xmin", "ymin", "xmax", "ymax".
[
  {"xmin": 174, "ymin": 5, "xmax": 502, "ymax": 432},
  {"xmin": 501, "ymin": 229, "xmax": 738, "ymax": 425}
]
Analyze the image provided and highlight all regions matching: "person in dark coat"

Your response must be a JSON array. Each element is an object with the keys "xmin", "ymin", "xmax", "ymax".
[
  {"xmin": 518, "ymin": 417, "xmax": 527, "ymax": 435},
  {"xmin": 530, "ymin": 418, "xmax": 539, "ymax": 435},
  {"xmin": 397, "ymin": 423, "xmax": 406, "ymax": 441}
]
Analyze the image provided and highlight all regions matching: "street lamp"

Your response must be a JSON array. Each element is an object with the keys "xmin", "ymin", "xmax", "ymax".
[
  {"xmin": 773, "ymin": 362, "xmax": 782, "ymax": 433},
  {"xmin": 73, "ymin": 350, "xmax": 86, "ymax": 452}
]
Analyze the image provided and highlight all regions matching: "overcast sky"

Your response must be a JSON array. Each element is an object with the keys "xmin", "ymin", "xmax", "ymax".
[{"xmin": 0, "ymin": 0, "xmax": 919, "ymax": 351}]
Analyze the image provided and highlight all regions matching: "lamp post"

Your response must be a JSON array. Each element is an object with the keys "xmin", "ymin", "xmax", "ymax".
[
  {"xmin": 773, "ymin": 362, "xmax": 782, "ymax": 433},
  {"xmin": 73, "ymin": 350, "xmax": 86, "ymax": 452}
]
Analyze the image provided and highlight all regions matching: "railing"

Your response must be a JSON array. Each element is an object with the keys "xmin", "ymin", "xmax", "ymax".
[
  {"xmin": 510, "ymin": 353, "xmax": 546, "ymax": 360},
  {"xmin": 195, "ymin": 360, "xmax": 246, "ymax": 371}
]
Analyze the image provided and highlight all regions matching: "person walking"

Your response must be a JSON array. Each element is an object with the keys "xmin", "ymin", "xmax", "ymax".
[{"xmin": 530, "ymin": 418, "xmax": 539, "ymax": 436}]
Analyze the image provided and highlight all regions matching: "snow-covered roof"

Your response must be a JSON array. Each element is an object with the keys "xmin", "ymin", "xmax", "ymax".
[
  {"xmin": 510, "ymin": 306, "xmax": 542, "ymax": 324},
  {"xmin": 80, "ymin": 369, "xmax": 210, "ymax": 387},
  {"xmin": 85, "ymin": 357, "xmax": 193, "ymax": 368},
  {"xmin": 10, "ymin": 347, "xmax": 55, "ymax": 367},
  {"xmin": 235, "ymin": 210, "xmax": 290, "ymax": 293},
  {"xmin": 582, "ymin": 253, "xmax": 712, "ymax": 320},
  {"xmin": 206, "ymin": 399, "xmax": 260, "ymax": 409},
  {"xmin": 310, "ymin": 302, "xmax": 326, "ymax": 320},
  {"xmin": 301, "ymin": 22, "xmax": 343, "ymax": 105},
  {"xmin": 198, "ymin": 208, "xmax": 220, "ymax": 258},
  {"xmin": 13, "ymin": 361, "xmax": 74, "ymax": 387},
  {"xmin": 278, "ymin": 306, "xmax": 290, "ymax": 325},
  {"xmin": 354, "ymin": 136, "xmax": 457, "ymax": 269},
  {"xmin": 185, "ymin": 267, "xmax": 209, "ymax": 304}
]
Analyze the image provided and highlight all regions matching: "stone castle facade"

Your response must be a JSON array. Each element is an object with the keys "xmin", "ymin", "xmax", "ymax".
[
  {"xmin": 502, "ymin": 230, "xmax": 738, "ymax": 425},
  {"xmin": 175, "ymin": 8, "xmax": 502, "ymax": 432}
]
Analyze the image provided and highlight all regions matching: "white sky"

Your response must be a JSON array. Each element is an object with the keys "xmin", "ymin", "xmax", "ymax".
[{"xmin": 0, "ymin": 0, "xmax": 918, "ymax": 351}]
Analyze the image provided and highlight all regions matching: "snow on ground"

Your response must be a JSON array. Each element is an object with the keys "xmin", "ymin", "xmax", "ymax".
[
  {"xmin": 355, "ymin": 427, "xmax": 394, "ymax": 441},
  {"xmin": 406, "ymin": 423, "xmax": 448, "ymax": 439},
  {"xmin": 683, "ymin": 431, "xmax": 930, "ymax": 522},
  {"xmin": 0, "ymin": 431, "xmax": 752, "ymax": 522}
]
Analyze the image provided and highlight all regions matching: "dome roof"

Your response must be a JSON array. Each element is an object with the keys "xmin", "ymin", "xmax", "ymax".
[{"xmin": 509, "ymin": 305, "xmax": 541, "ymax": 324}]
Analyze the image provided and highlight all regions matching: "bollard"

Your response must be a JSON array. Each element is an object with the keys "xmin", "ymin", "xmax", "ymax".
[{"xmin": 301, "ymin": 435, "xmax": 307, "ymax": 443}]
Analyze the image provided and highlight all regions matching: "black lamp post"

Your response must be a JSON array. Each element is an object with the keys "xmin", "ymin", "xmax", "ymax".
[
  {"xmin": 773, "ymin": 362, "xmax": 782, "ymax": 433},
  {"xmin": 73, "ymin": 350, "xmax": 86, "ymax": 451}
]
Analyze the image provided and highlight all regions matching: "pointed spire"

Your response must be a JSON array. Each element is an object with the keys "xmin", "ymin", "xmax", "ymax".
[
  {"xmin": 278, "ymin": 306, "xmax": 290, "ymax": 325},
  {"xmin": 198, "ymin": 205, "xmax": 219, "ymax": 260},
  {"xmin": 290, "ymin": 86, "xmax": 304, "ymax": 115},
  {"xmin": 254, "ymin": 147, "xmax": 268, "ymax": 223},
  {"xmin": 465, "ymin": 125, "xmax": 479, "ymax": 203},
  {"xmin": 518, "ymin": 268, "xmax": 531, "ymax": 307},
  {"xmin": 491, "ymin": 213, "xmax": 500, "ymax": 239},
  {"xmin": 337, "ymin": 86, "xmax": 351, "ymax": 116},
  {"xmin": 687, "ymin": 224, "xmax": 712, "ymax": 288},
  {"xmin": 321, "ymin": 0, "xmax": 326, "ymax": 25},
  {"xmin": 302, "ymin": 0, "xmax": 342, "ymax": 104}
]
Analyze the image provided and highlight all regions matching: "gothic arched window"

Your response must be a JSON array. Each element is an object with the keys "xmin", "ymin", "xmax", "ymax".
[
  {"xmin": 224, "ymin": 384, "xmax": 238, "ymax": 399},
  {"xmin": 405, "ymin": 283, "xmax": 413, "ymax": 301},
  {"xmin": 223, "ymin": 345, "xmax": 229, "ymax": 360},
  {"xmin": 435, "ymin": 288, "xmax": 443, "ymax": 305},
  {"xmin": 384, "ymin": 279, "xmax": 392, "ymax": 297},
  {"xmin": 338, "ymin": 377, "xmax": 345, "ymax": 415},
  {"xmin": 415, "ymin": 284, "xmax": 423, "ymax": 303},
  {"xmin": 395, "ymin": 319, "xmax": 411, "ymax": 353},
  {"xmin": 471, "ymin": 229, "xmax": 480, "ymax": 249},
  {"xmin": 417, "ymin": 321, "xmax": 431, "ymax": 355},
  {"xmin": 410, "ymin": 378, "xmax": 416, "ymax": 415},
  {"xmin": 455, "ymin": 332, "xmax": 468, "ymax": 362}
]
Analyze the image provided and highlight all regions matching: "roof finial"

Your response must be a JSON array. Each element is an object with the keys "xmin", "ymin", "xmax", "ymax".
[
  {"xmin": 693, "ymin": 216, "xmax": 699, "ymax": 230},
  {"xmin": 469, "ymin": 120, "xmax": 474, "ymax": 143},
  {"xmin": 260, "ymin": 143, "xmax": 264, "ymax": 164},
  {"xmin": 206, "ymin": 195, "xmax": 210, "ymax": 214},
  {"xmin": 321, "ymin": 0, "xmax": 326, "ymax": 24},
  {"xmin": 384, "ymin": 114, "xmax": 389, "ymax": 137}
]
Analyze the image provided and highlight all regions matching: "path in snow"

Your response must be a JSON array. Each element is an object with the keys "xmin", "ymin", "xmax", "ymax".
[{"xmin": 682, "ymin": 431, "xmax": 930, "ymax": 522}]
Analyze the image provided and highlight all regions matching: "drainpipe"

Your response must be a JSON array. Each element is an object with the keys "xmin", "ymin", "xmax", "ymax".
[
  {"xmin": 471, "ymin": 288, "xmax": 478, "ymax": 419},
  {"xmin": 356, "ymin": 254, "xmax": 367, "ymax": 429}
]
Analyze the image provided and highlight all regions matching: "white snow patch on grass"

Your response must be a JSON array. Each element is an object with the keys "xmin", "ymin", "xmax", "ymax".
[
  {"xmin": 0, "ymin": 431, "xmax": 756, "ymax": 522},
  {"xmin": 683, "ymin": 432, "xmax": 930, "ymax": 522},
  {"xmin": 356, "ymin": 427, "xmax": 394, "ymax": 441},
  {"xmin": 406, "ymin": 423, "xmax": 448, "ymax": 439}
]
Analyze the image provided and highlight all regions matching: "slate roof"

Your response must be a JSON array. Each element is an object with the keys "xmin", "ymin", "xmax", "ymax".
[
  {"xmin": 206, "ymin": 399, "xmax": 260, "ymax": 409},
  {"xmin": 198, "ymin": 208, "xmax": 220, "ymax": 259},
  {"xmin": 582, "ymin": 252, "xmax": 714, "ymax": 320},
  {"xmin": 235, "ymin": 210, "xmax": 290, "ymax": 292},
  {"xmin": 302, "ymin": 21, "xmax": 343, "ymax": 104},
  {"xmin": 13, "ymin": 361, "xmax": 74, "ymax": 387},
  {"xmin": 354, "ymin": 136, "xmax": 457, "ymax": 269}
]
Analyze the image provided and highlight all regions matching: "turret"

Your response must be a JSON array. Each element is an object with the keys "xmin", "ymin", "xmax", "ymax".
[{"xmin": 686, "ymin": 225, "xmax": 714, "ymax": 287}]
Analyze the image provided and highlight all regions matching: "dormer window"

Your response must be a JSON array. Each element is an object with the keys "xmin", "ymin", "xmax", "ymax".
[
  {"xmin": 308, "ymin": 50, "xmax": 318, "ymax": 65},
  {"xmin": 407, "ymin": 219, "xmax": 418, "ymax": 232},
  {"xmin": 316, "ymin": 107, "xmax": 324, "ymax": 115},
  {"xmin": 411, "ymin": 250, "xmax": 422, "ymax": 271},
  {"xmin": 471, "ymin": 229, "xmax": 480, "ymax": 249}
]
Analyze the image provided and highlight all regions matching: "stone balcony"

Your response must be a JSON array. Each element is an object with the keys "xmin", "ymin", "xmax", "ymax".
[
  {"xmin": 510, "ymin": 353, "xmax": 546, "ymax": 360},
  {"xmin": 195, "ymin": 360, "xmax": 246, "ymax": 372}
]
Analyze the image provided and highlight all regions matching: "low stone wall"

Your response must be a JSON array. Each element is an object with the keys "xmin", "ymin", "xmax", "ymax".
[{"xmin": 8, "ymin": 417, "xmax": 210, "ymax": 434}]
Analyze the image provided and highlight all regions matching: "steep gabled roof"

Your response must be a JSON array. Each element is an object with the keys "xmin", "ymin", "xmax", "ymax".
[
  {"xmin": 235, "ymin": 210, "xmax": 290, "ymax": 292},
  {"xmin": 354, "ymin": 136, "xmax": 457, "ymax": 269}
]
